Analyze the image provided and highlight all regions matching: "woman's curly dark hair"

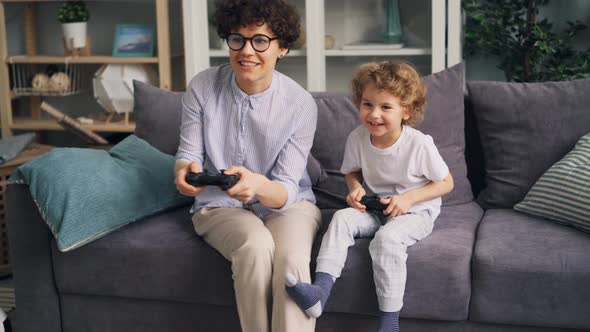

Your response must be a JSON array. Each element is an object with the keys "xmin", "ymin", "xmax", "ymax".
[{"xmin": 214, "ymin": 0, "xmax": 301, "ymax": 49}]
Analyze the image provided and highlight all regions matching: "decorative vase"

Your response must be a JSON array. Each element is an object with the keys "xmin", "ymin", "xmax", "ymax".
[
  {"xmin": 209, "ymin": 26, "xmax": 221, "ymax": 49},
  {"xmin": 324, "ymin": 34, "xmax": 335, "ymax": 49},
  {"xmin": 62, "ymin": 22, "xmax": 87, "ymax": 49},
  {"xmin": 382, "ymin": 0, "xmax": 402, "ymax": 44},
  {"xmin": 293, "ymin": 28, "xmax": 306, "ymax": 49}
]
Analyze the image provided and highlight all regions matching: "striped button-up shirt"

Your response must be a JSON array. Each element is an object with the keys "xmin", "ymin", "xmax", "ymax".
[{"xmin": 176, "ymin": 64, "xmax": 317, "ymax": 217}]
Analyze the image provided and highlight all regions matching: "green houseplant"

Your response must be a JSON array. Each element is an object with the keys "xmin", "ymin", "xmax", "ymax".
[
  {"xmin": 58, "ymin": 1, "xmax": 90, "ymax": 50},
  {"xmin": 463, "ymin": 0, "xmax": 590, "ymax": 82}
]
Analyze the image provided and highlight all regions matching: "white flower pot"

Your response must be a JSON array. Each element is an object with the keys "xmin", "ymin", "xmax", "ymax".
[
  {"xmin": 62, "ymin": 22, "xmax": 87, "ymax": 49},
  {"xmin": 208, "ymin": 26, "xmax": 221, "ymax": 49},
  {"xmin": 220, "ymin": 38, "xmax": 229, "ymax": 50}
]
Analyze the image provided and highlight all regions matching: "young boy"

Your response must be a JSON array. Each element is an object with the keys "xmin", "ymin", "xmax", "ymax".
[{"xmin": 285, "ymin": 61, "xmax": 454, "ymax": 332}]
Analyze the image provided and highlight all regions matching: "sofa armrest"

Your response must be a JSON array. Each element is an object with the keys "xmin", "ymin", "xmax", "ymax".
[{"xmin": 6, "ymin": 184, "xmax": 62, "ymax": 332}]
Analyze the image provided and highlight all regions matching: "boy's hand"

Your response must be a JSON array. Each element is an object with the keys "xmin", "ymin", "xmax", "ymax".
[
  {"xmin": 382, "ymin": 194, "xmax": 413, "ymax": 219},
  {"xmin": 346, "ymin": 187, "xmax": 367, "ymax": 212}
]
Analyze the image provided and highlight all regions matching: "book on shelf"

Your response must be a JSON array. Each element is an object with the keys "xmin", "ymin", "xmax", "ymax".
[
  {"xmin": 341, "ymin": 43, "xmax": 404, "ymax": 50},
  {"xmin": 40, "ymin": 102, "xmax": 109, "ymax": 145}
]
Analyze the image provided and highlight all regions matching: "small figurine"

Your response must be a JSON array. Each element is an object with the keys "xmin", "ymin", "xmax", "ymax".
[
  {"xmin": 49, "ymin": 72, "xmax": 71, "ymax": 92},
  {"xmin": 31, "ymin": 73, "xmax": 50, "ymax": 91},
  {"xmin": 325, "ymin": 34, "xmax": 335, "ymax": 49}
]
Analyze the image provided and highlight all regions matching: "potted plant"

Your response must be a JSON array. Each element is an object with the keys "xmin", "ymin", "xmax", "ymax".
[
  {"xmin": 58, "ymin": 1, "xmax": 90, "ymax": 50},
  {"xmin": 463, "ymin": 0, "xmax": 590, "ymax": 82}
]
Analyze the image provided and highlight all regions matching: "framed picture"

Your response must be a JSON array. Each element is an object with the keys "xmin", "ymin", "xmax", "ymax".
[{"xmin": 112, "ymin": 24, "xmax": 155, "ymax": 57}]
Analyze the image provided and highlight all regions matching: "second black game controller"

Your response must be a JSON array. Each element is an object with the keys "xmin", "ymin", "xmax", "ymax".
[
  {"xmin": 186, "ymin": 170, "xmax": 239, "ymax": 191},
  {"xmin": 360, "ymin": 195, "xmax": 388, "ymax": 212}
]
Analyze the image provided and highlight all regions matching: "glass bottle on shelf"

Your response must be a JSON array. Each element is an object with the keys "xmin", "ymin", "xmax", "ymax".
[{"xmin": 382, "ymin": 0, "xmax": 402, "ymax": 44}]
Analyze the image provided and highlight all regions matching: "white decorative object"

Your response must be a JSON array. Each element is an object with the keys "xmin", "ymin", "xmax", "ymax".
[
  {"xmin": 62, "ymin": 22, "xmax": 87, "ymax": 49},
  {"xmin": 31, "ymin": 73, "xmax": 50, "ymax": 91},
  {"xmin": 220, "ymin": 38, "xmax": 229, "ymax": 50},
  {"xmin": 49, "ymin": 72, "xmax": 71, "ymax": 92},
  {"xmin": 77, "ymin": 116, "xmax": 94, "ymax": 124},
  {"xmin": 208, "ymin": 27, "xmax": 221, "ymax": 49},
  {"xmin": 92, "ymin": 64, "xmax": 157, "ymax": 114},
  {"xmin": 324, "ymin": 34, "xmax": 335, "ymax": 49}
]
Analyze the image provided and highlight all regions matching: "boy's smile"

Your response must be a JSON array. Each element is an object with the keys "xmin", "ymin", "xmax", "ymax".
[{"xmin": 359, "ymin": 84, "xmax": 410, "ymax": 148}]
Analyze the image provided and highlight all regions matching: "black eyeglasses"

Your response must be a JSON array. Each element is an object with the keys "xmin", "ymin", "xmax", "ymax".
[{"xmin": 226, "ymin": 33, "xmax": 279, "ymax": 52}]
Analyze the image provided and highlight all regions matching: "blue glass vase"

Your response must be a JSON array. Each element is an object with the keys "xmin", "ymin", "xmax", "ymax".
[{"xmin": 382, "ymin": 0, "xmax": 402, "ymax": 44}]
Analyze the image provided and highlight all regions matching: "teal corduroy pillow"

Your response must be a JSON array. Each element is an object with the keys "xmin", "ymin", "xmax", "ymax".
[
  {"xmin": 514, "ymin": 132, "xmax": 590, "ymax": 233},
  {"xmin": 9, "ymin": 135, "xmax": 192, "ymax": 251}
]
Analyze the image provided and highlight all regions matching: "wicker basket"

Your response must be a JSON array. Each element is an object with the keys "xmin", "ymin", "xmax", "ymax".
[
  {"xmin": 9, "ymin": 62, "xmax": 83, "ymax": 97},
  {"xmin": 0, "ymin": 144, "xmax": 53, "ymax": 277}
]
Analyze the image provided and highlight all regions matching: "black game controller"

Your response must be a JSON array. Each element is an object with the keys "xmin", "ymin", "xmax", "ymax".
[
  {"xmin": 186, "ymin": 170, "xmax": 239, "ymax": 191},
  {"xmin": 360, "ymin": 195, "xmax": 388, "ymax": 212}
]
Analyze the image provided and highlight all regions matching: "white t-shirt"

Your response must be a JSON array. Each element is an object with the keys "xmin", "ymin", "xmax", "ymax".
[{"xmin": 340, "ymin": 125, "xmax": 449, "ymax": 218}]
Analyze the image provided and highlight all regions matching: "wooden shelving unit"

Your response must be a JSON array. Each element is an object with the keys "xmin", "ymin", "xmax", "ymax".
[
  {"xmin": 0, "ymin": 0, "xmax": 172, "ymax": 138},
  {"xmin": 11, "ymin": 118, "xmax": 135, "ymax": 132}
]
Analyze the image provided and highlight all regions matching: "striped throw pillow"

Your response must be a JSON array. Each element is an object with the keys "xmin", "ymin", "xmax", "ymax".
[{"xmin": 514, "ymin": 132, "xmax": 590, "ymax": 233}]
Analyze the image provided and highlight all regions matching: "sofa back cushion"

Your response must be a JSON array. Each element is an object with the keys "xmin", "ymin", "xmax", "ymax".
[
  {"xmin": 418, "ymin": 63, "xmax": 472, "ymax": 205},
  {"xmin": 133, "ymin": 80, "xmax": 184, "ymax": 155},
  {"xmin": 312, "ymin": 63, "xmax": 473, "ymax": 206},
  {"xmin": 468, "ymin": 78, "xmax": 590, "ymax": 209}
]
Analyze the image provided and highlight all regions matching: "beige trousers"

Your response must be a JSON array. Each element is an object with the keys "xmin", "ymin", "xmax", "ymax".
[{"xmin": 192, "ymin": 200, "xmax": 322, "ymax": 332}]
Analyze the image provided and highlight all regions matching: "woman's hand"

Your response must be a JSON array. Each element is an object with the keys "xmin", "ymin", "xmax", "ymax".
[
  {"xmin": 346, "ymin": 186, "xmax": 367, "ymax": 212},
  {"xmin": 175, "ymin": 161, "xmax": 207, "ymax": 197},
  {"xmin": 224, "ymin": 166, "xmax": 265, "ymax": 203},
  {"xmin": 382, "ymin": 194, "xmax": 413, "ymax": 219}
]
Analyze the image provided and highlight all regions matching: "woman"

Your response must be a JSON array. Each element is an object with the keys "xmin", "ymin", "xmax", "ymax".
[{"xmin": 174, "ymin": 1, "xmax": 321, "ymax": 331}]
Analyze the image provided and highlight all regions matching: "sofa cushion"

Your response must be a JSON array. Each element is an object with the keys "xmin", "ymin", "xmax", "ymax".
[
  {"xmin": 133, "ymin": 80, "xmax": 184, "ymax": 155},
  {"xmin": 9, "ymin": 135, "xmax": 192, "ymax": 251},
  {"xmin": 52, "ymin": 205, "xmax": 237, "ymax": 306},
  {"xmin": 316, "ymin": 202, "xmax": 483, "ymax": 320},
  {"xmin": 311, "ymin": 92, "xmax": 359, "ymax": 172},
  {"xmin": 312, "ymin": 63, "xmax": 473, "ymax": 206},
  {"xmin": 51, "ymin": 202, "xmax": 482, "ymax": 321},
  {"xmin": 467, "ymin": 78, "xmax": 590, "ymax": 209},
  {"xmin": 310, "ymin": 93, "xmax": 357, "ymax": 208},
  {"xmin": 514, "ymin": 132, "xmax": 590, "ymax": 233},
  {"xmin": 417, "ymin": 63, "xmax": 471, "ymax": 205},
  {"xmin": 471, "ymin": 209, "xmax": 590, "ymax": 329}
]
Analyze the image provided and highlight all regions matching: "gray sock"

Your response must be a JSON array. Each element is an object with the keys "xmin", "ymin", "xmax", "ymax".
[{"xmin": 285, "ymin": 271, "xmax": 335, "ymax": 318}]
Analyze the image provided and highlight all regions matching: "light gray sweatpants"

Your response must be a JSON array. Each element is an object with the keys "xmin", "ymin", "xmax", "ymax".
[{"xmin": 316, "ymin": 207, "xmax": 435, "ymax": 312}]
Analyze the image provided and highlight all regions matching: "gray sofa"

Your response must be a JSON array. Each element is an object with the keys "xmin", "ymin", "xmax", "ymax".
[{"xmin": 7, "ymin": 64, "xmax": 590, "ymax": 332}]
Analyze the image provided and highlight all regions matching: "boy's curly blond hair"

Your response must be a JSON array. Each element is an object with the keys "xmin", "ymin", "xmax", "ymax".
[{"xmin": 351, "ymin": 61, "xmax": 427, "ymax": 126}]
